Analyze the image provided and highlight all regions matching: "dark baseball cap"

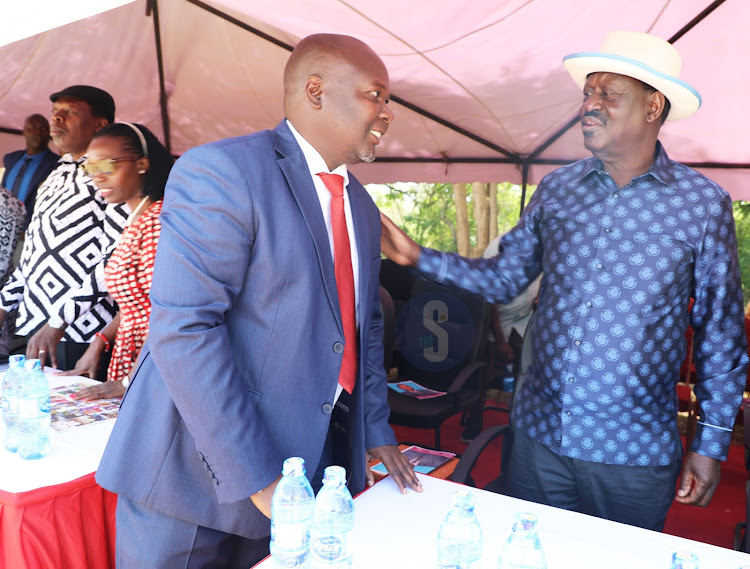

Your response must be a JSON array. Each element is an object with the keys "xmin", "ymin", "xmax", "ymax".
[{"xmin": 49, "ymin": 85, "xmax": 115, "ymax": 123}]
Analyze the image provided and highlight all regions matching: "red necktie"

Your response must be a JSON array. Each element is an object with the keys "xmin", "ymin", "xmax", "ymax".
[{"xmin": 318, "ymin": 173, "xmax": 357, "ymax": 394}]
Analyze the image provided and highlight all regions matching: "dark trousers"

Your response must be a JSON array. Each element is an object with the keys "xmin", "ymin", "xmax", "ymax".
[
  {"xmin": 311, "ymin": 389, "xmax": 353, "ymax": 491},
  {"xmin": 507, "ymin": 429, "xmax": 682, "ymax": 531},
  {"xmin": 115, "ymin": 496, "xmax": 271, "ymax": 569}
]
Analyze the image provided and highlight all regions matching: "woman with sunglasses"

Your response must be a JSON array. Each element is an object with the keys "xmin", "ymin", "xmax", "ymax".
[{"xmin": 60, "ymin": 123, "xmax": 172, "ymax": 399}]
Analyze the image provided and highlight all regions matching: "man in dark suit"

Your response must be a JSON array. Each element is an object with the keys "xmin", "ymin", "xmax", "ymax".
[
  {"xmin": 1, "ymin": 113, "xmax": 59, "ymax": 228},
  {"xmin": 97, "ymin": 33, "xmax": 421, "ymax": 568}
]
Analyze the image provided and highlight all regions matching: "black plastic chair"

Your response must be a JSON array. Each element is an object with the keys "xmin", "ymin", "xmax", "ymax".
[
  {"xmin": 450, "ymin": 424, "xmax": 513, "ymax": 493},
  {"xmin": 386, "ymin": 278, "xmax": 492, "ymax": 449}
]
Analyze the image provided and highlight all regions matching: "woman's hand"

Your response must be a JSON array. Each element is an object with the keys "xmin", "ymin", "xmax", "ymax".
[
  {"xmin": 56, "ymin": 342, "xmax": 105, "ymax": 379},
  {"xmin": 73, "ymin": 380, "xmax": 126, "ymax": 401}
]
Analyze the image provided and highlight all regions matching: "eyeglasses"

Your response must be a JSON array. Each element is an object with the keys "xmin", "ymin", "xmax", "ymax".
[{"xmin": 82, "ymin": 157, "xmax": 138, "ymax": 177}]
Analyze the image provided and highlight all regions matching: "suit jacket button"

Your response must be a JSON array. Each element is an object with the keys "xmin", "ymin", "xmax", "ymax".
[
  {"xmin": 333, "ymin": 342, "xmax": 344, "ymax": 353},
  {"xmin": 322, "ymin": 403, "xmax": 333, "ymax": 415}
]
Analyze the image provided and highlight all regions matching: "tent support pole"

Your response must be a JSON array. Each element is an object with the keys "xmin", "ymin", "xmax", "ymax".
[
  {"xmin": 520, "ymin": 160, "xmax": 529, "ymax": 217},
  {"xmin": 149, "ymin": 0, "xmax": 171, "ymax": 153}
]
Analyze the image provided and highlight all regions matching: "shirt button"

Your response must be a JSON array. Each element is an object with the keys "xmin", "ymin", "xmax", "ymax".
[
  {"xmin": 566, "ymin": 411, "xmax": 572, "ymax": 416},
  {"xmin": 574, "ymin": 340, "xmax": 581, "ymax": 346},
  {"xmin": 596, "ymin": 263, "xmax": 602, "ymax": 269},
  {"xmin": 586, "ymin": 301, "xmax": 592, "ymax": 307},
  {"xmin": 322, "ymin": 403, "xmax": 333, "ymax": 415},
  {"xmin": 333, "ymin": 342, "xmax": 344, "ymax": 354},
  {"xmin": 604, "ymin": 228, "xmax": 611, "ymax": 233},
  {"xmin": 613, "ymin": 193, "xmax": 619, "ymax": 199}
]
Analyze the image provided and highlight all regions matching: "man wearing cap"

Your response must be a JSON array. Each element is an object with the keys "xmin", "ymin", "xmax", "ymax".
[
  {"xmin": 381, "ymin": 31, "xmax": 748, "ymax": 531},
  {"xmin": 0, "ymin": 86, "xmax": 128, "ymax": 375}
]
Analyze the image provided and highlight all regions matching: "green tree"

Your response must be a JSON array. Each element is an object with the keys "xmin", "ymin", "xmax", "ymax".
[
  {"xmin": 733, "ymin": 201, "xmax": 750, "ymax": 307},
  {"xmin": 371, "ymin": 182, "xmax": 536, "ymax": 255}
]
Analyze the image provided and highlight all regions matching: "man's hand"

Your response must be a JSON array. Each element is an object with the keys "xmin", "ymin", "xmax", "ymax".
[
  {"xmin": 56, "ymin": 342, "xmax": 104, "ymax": 379},
  {"xmin": 675, "ymin": 452, "xmax": 721, "ymax": 506},
  {"xmin": 380, "ymin": 212, "xmax": 420, "ymax": 267},
  {"xmin": 366, "ymin": 444, "xmax": 423, "ymax": 494},
  {"xmin": 250, "ymin": 475, "xmax": 282, "ymax": 519},
  {"xmin": 26, "ymin": 324, "xmax": 65, "ymax": 369}
]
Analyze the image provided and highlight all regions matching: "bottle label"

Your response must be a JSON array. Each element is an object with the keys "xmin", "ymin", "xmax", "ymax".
[
  {"xmin": 17, "ymin": 396, "xmax": 50, "ymax": 419},
  {"xmin": 0, "ymin": 397, "xmax": 8, "ymax": 413},
  {"xmin": 311, "ymin": 535, "xmax": 346, "ymax": 562},
  {"xmin": 271, "ymin": 520, "xmax": 311, "ymax": 551}
]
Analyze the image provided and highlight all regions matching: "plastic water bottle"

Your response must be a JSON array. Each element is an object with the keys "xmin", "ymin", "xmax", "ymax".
[
  {"xmin": 16, "ymin": 359, "xmax": 51, "ymax": 460},
  {"xmin": 310, "ymin": 465, "xmax": 354, "ymax": 568},
  {"xmin": 270, "ymin": 456, "xmax": 315, "ymax": 568},
  {"xmin": 670, "ymin": 551, "xmax": 699, "ymax": 568},
  {"xmin": 1, "ymin": 354, "xmax": 26, "ymax": 452},
  {"xmin": 497, "ymin": 513, "xmax": 546, "ymax": 569},
  {"xmin": 437, "ymin": 489, "xmax": 483, "ymax": 569}
]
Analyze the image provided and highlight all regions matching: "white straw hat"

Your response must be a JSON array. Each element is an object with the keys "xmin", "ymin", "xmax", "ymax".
[{"xmin": 563, "ymin": 31, "xmax": 701, "ymax": 121}]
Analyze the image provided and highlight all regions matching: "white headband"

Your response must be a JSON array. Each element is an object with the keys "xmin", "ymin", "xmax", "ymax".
[{"xmin": 119, "ymin": 122, "xmax": 148, "ymax": 157}]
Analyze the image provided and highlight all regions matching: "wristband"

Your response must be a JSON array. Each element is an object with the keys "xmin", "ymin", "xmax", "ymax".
[{"xmin": 94, "ymin": 332, "xmax": 112, "ymax": 352}]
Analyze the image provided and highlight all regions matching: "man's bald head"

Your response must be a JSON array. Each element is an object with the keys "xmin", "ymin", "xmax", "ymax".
[
  {"xmin": 282, "ymin": 33, "xmax": 393, "ymax": 171},
  {"xmin": 284, "ymin": 34, "xmax": 380, "ymax": 105}
]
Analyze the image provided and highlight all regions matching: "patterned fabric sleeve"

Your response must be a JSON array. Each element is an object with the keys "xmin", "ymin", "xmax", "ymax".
[
  {"xmin": 689, "ymin": 190, "xmax": 749, "ymax": 460},
  {"xmin": 0, "ymin": 265, "xmax": 26, "ymax": 314}
]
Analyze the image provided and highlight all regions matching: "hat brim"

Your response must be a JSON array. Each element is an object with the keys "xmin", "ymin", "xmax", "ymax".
[{"xmin": 563, "ymin": 52, "xmax": 702, "ymax": 121}]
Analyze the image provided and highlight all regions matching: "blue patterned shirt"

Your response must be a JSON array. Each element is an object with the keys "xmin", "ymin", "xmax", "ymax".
[{"xmin": 418, "ymin": 143, "xmax": 748, "ymax": 466}]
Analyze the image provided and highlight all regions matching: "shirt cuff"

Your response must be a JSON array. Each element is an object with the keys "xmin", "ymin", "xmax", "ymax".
[
  {"xmin": 416, "ymin": 248, "xmax": 447, "ymax": 283},
  {"xmin": 690, "ymin": 420, "xmax": 734, "ymax": 461}
]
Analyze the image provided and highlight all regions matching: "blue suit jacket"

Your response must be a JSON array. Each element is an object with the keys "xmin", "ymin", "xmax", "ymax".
[
  {"xmin": 96, "ymin": 120, "xmax": 396, "ymax": 538},
  {"xmin": 2, "ymin": 148, "xmax": 59, "ymax": 226}
]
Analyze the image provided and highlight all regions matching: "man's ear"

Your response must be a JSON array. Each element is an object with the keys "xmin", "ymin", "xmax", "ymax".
[
  {"xmin": 646, "ymin": 91, "xmax": 666, "ymax": 124},
  {"xmin": 305, "ymin": 75, "xmax": 323, "ymax": 109},
  {"xmin": 94, "ymin": 117, "xmax": 110, "ymax": 132}
]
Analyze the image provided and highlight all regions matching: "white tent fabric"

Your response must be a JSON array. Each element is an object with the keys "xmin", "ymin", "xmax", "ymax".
[{"xmin": 1, "ymin": 0, "xmax": 748, "ymax": 199}]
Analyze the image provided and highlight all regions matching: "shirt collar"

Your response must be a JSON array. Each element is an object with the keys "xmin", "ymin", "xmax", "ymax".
[
  {"xmin": 286, "ymin": 119, "xmax": 349, "ymax": 185},
  {"xmin": 578, "ymin": 141, "xmax": 675, "ymax": 188},
  {"xmin": 60, "ymin": 152, "xmax": 86, "ymax": 165}
]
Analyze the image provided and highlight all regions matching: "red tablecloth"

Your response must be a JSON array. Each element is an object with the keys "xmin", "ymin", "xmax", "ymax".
[{"xmin": 0, "ymin": 472, "xmax": 117, "ymax": 569}]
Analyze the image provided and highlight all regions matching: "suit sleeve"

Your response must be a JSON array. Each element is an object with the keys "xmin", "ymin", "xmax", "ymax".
[
  {"xmin": 148, "ymin": 145, "xmax": 282, "ymax": 504},
  {"xmin": 362, "ymin": 220, "xmax": 398, "ymax": 450}
]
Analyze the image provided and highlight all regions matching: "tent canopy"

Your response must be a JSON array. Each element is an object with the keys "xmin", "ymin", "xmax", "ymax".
[{"xmin": 2, "ymin": 0, "xmax": 748, "ymax": 199}]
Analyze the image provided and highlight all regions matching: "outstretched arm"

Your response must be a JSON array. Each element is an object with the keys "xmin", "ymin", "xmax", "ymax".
[{"xmin": 380, "ymin": 212, "xmax": 420, "ymax": 267}]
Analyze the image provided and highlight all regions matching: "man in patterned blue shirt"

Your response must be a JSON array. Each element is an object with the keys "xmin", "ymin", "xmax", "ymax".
[{"xmin": 381, "ymin": 31, "xmax": 748, "ymax": 531}]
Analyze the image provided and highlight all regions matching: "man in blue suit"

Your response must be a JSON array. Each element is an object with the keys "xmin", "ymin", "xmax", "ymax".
[
  {"xmin": 1, "ymin": 114, "xmax": 59, "ymax": 228},
  {"xmin": 97, "ymin": 33, "xmax": 421, "ymax": 567}
]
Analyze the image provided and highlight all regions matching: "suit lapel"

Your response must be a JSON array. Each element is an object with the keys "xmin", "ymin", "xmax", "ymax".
[
  {"xmin": 274, "ymin": 122, "xmax": 342, "ymax": 332},
  {"xmin": 347, "ymin": 181, "xmax": 371, "ymax": 327}
]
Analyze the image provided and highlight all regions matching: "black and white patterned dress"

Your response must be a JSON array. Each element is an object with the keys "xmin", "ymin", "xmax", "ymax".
[{"xmin": 0, "ymin": 154, "xmax": 128, "ymax": 342}]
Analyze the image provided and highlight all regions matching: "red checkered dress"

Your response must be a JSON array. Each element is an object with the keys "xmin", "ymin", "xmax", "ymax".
[{"xmin": 103, "ymin": 200, "xmax": 162, "ymax": 382}]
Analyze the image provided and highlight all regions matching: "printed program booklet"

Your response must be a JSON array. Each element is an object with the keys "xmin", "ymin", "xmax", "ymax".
[
  {"xmin": 370, "ymin": 445, "xmax": 456, "ymax": 475},
  {"xmin": 387, "ymin": 380, "xmax": 446, "ymax": 399},
  {"xmin": 50, "ymin": 382, "xmax": 120, "ymax": 431}
]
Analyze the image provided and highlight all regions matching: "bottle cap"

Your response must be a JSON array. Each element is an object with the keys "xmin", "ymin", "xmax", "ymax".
[
  {"xmin": 670, "ymin": 551, "xmax": 699, "ymax": 569},
  {"xmin": 323, "ymin": 465, "xmax": 347, "ymax": 486},
  {"xmin": 282, "ymin": 456, "xmax": 306, "ymax": 477},
  {"xmin": 513, "ymin": 512, "xmax": 539, "ymax": 534},
  {"xmin": 452, "ymin": 489, "xmax": 474, "ymax": 510},
  {"xmin": 9, "ymin": 354, "xmax": 25, "ymax": 366}
]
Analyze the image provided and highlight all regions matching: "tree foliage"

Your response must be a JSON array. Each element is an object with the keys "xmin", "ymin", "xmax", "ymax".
[{"xmin": 372, "ymin": 182, "xmax": 536, "ymax": 256}]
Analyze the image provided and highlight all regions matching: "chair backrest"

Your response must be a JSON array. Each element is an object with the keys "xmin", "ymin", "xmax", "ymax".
[
  {"xmin": 379, "ymin": 285, "xmax": 396, "ymax": 371},
  {"xmin": 394, "ymin": 277, "xmax": 491, "ymax": 392}
]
